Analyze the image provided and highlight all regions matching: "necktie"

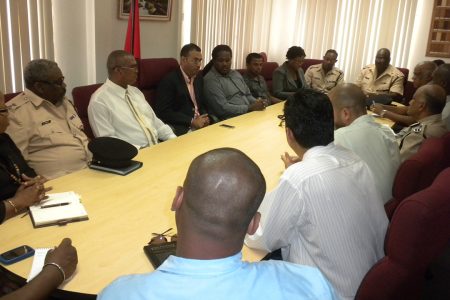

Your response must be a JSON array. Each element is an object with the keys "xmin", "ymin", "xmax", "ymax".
[{"xmin": 124, "ymin": 91, "xmax": 158, "ymax": 146}]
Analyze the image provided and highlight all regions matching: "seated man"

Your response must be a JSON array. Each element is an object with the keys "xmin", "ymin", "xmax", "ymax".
[
  {"xmin": 155, "ymin": 43, "xmax": 210, "ymax": 136},
  {"xmin": 397, "ymin": 84, "xmax": 447, "ymax": 162},
  {"xmin": 88, "ymin": 50, "xmax": 176, "ymax": 148},
  {"xmin": 356, "ymin": 48, "xmax": 404, "ymax": 101},
  {"xmin": 330, "ymin": 83, "xmax": 400, "ymax": 203},
  {"xmin": 6, "ymin": 59, "xmax": 91, "ymax": 179},
  {"xmin": 203, "ymin": 45, "xmax": 266, "ymax": 120},
  {"xmin": 371, "ymin": 61, "xmax": 437, "ymax": 127},
  {"xmin": 242, "ymin": 53, "xmax": 281, "ymax": 104},
  {"xmin": 245, "ymin": 89, "xmax": 388, "ymax": 300},
  {"xmin": 305, "ymin": 49, "xmax": 344, "ymax": 94},
  {"xmin": 432, "ymin": 63, "xmax": 450, "ymax": 130},
  {"xmin": 98, "ymin": 148, "xmax": 336, "ymax": 300}
]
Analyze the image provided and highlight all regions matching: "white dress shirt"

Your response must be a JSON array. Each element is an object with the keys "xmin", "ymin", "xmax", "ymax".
[
  {"xmin": 245, "ymin": 143, "xmax": 388, "ymax": 300},
  {"xmin": 88, "ymin": 79, "xmax": 176, "ymax": 147},
  {"xmin": 334, "ymin": 114, "xmax": 400, "ymax": 203}
]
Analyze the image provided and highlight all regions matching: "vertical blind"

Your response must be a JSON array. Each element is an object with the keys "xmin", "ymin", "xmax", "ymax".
[
  {"xmin": 191, "ymin": 0, "xmax": 418, "ymax": 81},
  {"xmin": 0, "ymin": 0, "xmax": 53, "ymax": 93}
]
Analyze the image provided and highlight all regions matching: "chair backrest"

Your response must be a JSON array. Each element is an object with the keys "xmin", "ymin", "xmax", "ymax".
[
  {"xmin": 137, "ymin": 58, "xmax": 179, "ymax": 108},
  {"xmin": 71, "ymin": 83, "xmax": 102, "ymax": 139},
  {"xmin": 385, "ymin": 134, "xmax": 449, "ymax": 219},
  {"xmin": 301, "ymin": 58, "xmax": 322, "ymax": 73},
  {"xmin": 356, "ymin": 167, "xmax": 450, "ymax": 300},
  {"xmin": 261, "ymin": 62, "xmax": 279, "ymax": 93},
  {"xmin": 402, "ymin": 80, "xmax": 416, "ymax": 105},
  {"xmin": 396, "ymin": 67, "xmax": 409, "ymax": 87}
]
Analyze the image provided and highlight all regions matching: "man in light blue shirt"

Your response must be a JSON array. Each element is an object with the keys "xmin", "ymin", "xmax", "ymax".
[{"xmin": 98, "ymin": 148, "xmax": 336, "ymax": 300}]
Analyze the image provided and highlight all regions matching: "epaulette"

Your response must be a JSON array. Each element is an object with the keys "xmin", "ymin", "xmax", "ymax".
[
  {"xmin": 6, "ymin": 93, "xmax": 30, "ymax": 111},
  {"xmin": 412, "ymin": 123, "xmax": 424, "ymax": 133}
]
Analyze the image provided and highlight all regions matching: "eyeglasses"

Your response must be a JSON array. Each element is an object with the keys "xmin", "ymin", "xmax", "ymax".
[
  {"xmin": 278, "ymin": 114, "xmax": 285, "ymax": 127},
  {"xmin": 116, "ymin": 65, "xmax": 138, "ymax": 71},
  {"xmin": 148, "ymin": 228, "xmax": 177, "ymax": 245},
  {"xmin": 39, "ymin": 77, "xmax": 65, "ymax": 87}
]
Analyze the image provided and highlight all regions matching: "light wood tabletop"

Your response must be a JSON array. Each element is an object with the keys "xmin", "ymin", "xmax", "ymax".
[{"xmin": 0, "ymin": 102, "xmax": 394, "ymax": 294}]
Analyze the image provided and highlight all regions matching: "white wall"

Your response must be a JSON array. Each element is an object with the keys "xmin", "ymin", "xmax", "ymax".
[
  {"xmin": 53, "ymin": 0, "xmax": 180, "ymax": 94},
  {"xmin": 94, "ymin": 0, "xmax": 180, "ymax": 82},
  {"xmin": 407, "ymin": 0, "xmax": 450, "ymax": 78}
]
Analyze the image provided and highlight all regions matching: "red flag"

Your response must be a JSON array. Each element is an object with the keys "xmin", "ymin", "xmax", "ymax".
[{"xmin": 124, "ymin": 0, "xmax": 141, "ymax": 59}]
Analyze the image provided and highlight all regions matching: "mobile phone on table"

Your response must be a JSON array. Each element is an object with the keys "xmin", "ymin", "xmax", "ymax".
[{"xmin": 0, "ymin": 245, "xmax": 35, "ymax": 265}]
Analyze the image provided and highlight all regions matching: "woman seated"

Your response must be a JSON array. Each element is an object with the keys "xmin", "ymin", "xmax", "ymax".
[
  {"xmin": 0, "ymin": 91, "xmax": 49, "ymax": 224},
  {"xmin": 272, "ymin": 46, "xmax": 309, "ymax": 100}
]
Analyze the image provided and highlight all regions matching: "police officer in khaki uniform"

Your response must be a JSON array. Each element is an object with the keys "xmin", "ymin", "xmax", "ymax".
[
  {"xmin": 356, "ymin": 48, "xmax": 404, "ymax": 100},
  {"xmin": 305, "ymin": 49, "xmax": 344, "ymax": 94},
  {"xmin": 6, "ymin": 59, "xmax": 91, "ymax": 179},
  {"xmin": 397, "ymin": 84, "xmax": 448, "ymax": 162}
]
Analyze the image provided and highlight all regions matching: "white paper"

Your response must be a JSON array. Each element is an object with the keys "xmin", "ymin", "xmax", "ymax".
[{"xmin": 27, "ymin": 248, "xmax": 51, "ymax": 282}]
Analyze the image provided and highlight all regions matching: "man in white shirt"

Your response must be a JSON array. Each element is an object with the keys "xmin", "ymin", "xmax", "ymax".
[
  {"xmin": 245, "ymin": 89, "xmax": 388, "ymax": 300},
  {"xmin": 330, "ymin": 83, "xmax": 400, "ymax": 203},
  {"xmin": 88, "ymin": 50, "xmax": 176, "ymax": 148}
]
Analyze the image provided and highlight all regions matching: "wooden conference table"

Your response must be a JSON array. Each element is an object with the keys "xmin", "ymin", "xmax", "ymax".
[{"xmin": 0, "ymin": 102, "xmax": 394, "ymax": 295}]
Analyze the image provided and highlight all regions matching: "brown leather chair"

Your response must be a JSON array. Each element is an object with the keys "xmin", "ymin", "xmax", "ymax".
[
  {"xmin": 137, "ymin": 58, "xmax": 179, "ymax": 108},
  {"xmin": 72, "ymin": 83, "xmax": 102, "ymax": 139}
]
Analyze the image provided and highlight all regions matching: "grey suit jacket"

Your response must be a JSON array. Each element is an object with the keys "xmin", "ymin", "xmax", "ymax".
[{"xmin": 272, "ymin": 62, "xmax": 308, "ymax": 100}]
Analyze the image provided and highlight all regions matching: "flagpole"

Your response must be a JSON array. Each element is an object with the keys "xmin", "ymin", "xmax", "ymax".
[{"xmin": 130, "ymin": 0, "xmax": 135, "ymax": 55}]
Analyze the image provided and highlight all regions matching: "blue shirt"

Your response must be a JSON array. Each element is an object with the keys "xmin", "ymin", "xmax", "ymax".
[{"xmin": 98, "ymin": 252, "xmax": 336, "ymax": 300}]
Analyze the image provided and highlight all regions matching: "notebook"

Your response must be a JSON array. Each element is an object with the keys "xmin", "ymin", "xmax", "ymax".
[
  {"xmin": 29, "ymin": 192, "xmax": 88, "ymax": 228},
  {"xmin": 27, "ymin": 248, "xmax": 51, "ymax": 282}
]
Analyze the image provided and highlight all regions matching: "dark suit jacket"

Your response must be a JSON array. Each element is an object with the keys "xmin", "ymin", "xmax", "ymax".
[
  {"xmin": 272, "ymin": 62, "xmax": 308, "ymax": 100},
  {"xmin": 155, "ymin": 68, "xmax": 207, "ymax": 136}
]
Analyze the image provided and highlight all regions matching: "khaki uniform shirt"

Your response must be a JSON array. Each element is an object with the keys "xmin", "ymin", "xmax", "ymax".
[
  {"xmin": 397, "ymin": 114, "xmax": 448, "ymax": 162},
  {"xmin": 356, "ymin": 64, "xmax": 404, "ymax": 96},
  {"xmin": 6, "ymin": 90, "xmax": 91, "ymax": 179},
  {"xmin": 305, "ymin": 64, "xmax": 344, "ymax": 94}
]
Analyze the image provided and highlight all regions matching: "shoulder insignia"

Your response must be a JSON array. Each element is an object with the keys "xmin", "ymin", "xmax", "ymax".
[
  {"xmin": 412, "ymin": 124, "xmax": 423, "ymax": 133},
  {"xmin": 6, "ymin": 93, "xmax": 30, "ymax": 111}
]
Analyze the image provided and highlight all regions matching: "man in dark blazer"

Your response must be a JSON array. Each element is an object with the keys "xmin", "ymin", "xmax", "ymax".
[{"xmin": 155, "ymin": 44, "xmax": 210, "ymax": 136}]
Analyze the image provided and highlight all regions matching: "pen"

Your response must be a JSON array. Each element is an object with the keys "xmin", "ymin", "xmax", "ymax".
[{"xmin": 41, "ymin": 202, "xmax": 70, "ymax": 209}]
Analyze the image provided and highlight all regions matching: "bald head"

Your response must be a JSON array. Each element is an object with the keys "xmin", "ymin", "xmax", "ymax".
[
  {"xmin": 408, "ymin": 84, "xmax": 446, "ymax": 119},
  {"xmin": 329, "ymin": 83, "xmax": 367, "ymax": 128},
  {"xmin": 432, "ymin": 63, "xmax": 450, "ymax": 95},
  {"xmin": 375, "ymin": 48, "xmax": 391, "ymax": 74},
  {"xmin": 412, "ymin": 61, "xmax": 437, "ymax": 88},
  {"xmin": 181, "ymin": 148, "xmax": 266, "ymax": 241}
]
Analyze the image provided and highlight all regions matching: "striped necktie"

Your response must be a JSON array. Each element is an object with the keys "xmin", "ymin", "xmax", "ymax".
[{"xmin": 124, "ymin": 90, "xmax": 158, "ymax": 146}]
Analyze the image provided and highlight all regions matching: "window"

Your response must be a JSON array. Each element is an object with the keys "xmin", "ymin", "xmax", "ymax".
[{"xmin": 0, "ymin": 0, "xmax": 54, "ymax": 93}]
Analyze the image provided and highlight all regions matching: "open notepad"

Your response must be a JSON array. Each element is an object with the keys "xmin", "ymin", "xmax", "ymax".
[{"xmin": 29, "ymin": 192, "xmax": 88, "ymax": 228}]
